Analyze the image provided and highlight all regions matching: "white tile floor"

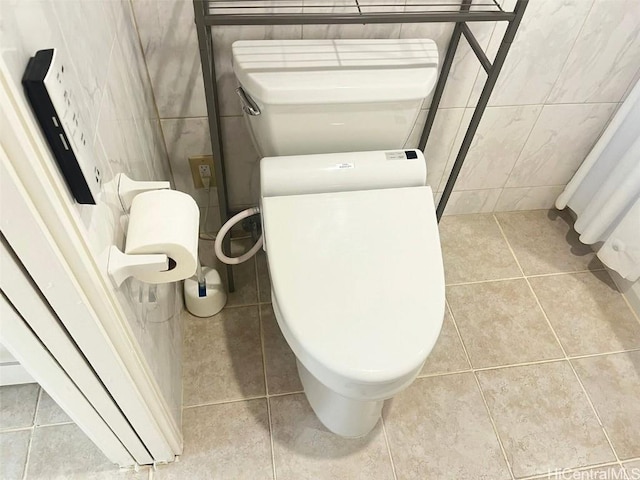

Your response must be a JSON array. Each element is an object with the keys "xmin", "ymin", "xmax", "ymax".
[{"xmin": 2, "ymin": 210, "xmax": 640, "ymax": 480}]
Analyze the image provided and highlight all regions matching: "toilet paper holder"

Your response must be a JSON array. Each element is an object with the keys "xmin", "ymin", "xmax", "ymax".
[
  {"xmin": 107, "ymin": 174, "xmax": 173, "ymax": 287},
  {"xmin": 116, "ymin": 173, "xmax": 170, "ymax": 211},
  {"xmin": 108, "ymin": 247, "xmax": 169, "ymax": 287}
]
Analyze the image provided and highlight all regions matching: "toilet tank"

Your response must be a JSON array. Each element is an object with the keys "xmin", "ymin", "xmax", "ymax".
[{"xmin": 232, "ymin": 39, "xmax": 439, "ymax": 157}]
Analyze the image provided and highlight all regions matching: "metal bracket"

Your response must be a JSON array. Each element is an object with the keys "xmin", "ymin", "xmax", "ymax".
[{"xmin": 116, "ymin": 173, "xmax": 170, "ymax": 212}]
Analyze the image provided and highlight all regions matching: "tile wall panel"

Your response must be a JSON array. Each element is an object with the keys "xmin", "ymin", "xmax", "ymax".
[
  {"xmin": 547, "ymin": 0, "xmax": 640, "ymax": 104},
  {"xmin": 506, "ymin": 103, "xmax": 617, "ymax": 188},
  {"xmin": 470, "ymin": 0, "xmax": 595, "ymax": 107}
]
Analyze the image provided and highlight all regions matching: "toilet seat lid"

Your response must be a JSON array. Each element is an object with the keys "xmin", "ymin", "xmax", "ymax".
[{"xmin": 262, "ymin": 186, "xmax": 445, "ymax": 384}]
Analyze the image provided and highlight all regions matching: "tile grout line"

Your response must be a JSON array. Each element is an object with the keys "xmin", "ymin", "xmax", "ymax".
[
  {"xmin": 444, "ymin": 268, "xmax": 608, "ymax": 289},
  {"xmin": 0, "ymin": 426, "xmax": 35, "ymax": 434},
  {"xmin": 266, "ymin": 391, "xmax": 304, "ymax": 399},
  {"xmin": 564, "ymin": 357, "xmax": 623, "ymax": 467},
  {"xmin": 447, "ymin": 276, "xmax": 525, "ymax": 287},
  {"xmin": 222, "ymin": 301, "xmax": 272, "ymax": 310},
  {"xmin": 183, "ymin": 395, "xmax": 268, "ymax": 410},
  {"xmin": 30, "ymin": 422, "xmax": 76, "ymax": 429},
  {"xmin": 21, "ymin": 387, "xmax": 43, "ymax": 480},
  {"xmin": 443, "ymin": 300, "xmax": 471, "ymax": 373},
  {"xmin": 255, "ymin": 251, "xmax": 265, "ymax": 306},
  {"xmin": 497, "ymin": 102, "xmax": 547, "ymax": 202},
  {"xmin": 472, "ymin": 357, "xmax": 565, "ymax": 372},
  {"xmin": 182, "ymin": 390, "xmax": 307, "ymax": 411},
  {"xmin": 492, "ymin": 214, "xmax": 624, "ymax": 468},
  {"xmin": 180, "ymin": 353, "xmax": 640, "ymax": 408},
  {"xmin": 32, "ymin": 385, "xmax": 42, "ymax": 426},
  {"xmin": 21, "ymin": 428, "xmax": 34, "ymax": 480},
  {"xmin": 379, "ymin": 416, "xmax": 398, "ymax": 480},
  {"xmin": 440, "ymin": 208, "xmax": 547, "ymax": 219},
  {"xmin": 470, "ymin": 372, "xmax": 516, "ymax": 480},
  {"xmin": 258, "ymin": 295, "xmax": 278, "ymax": 480},
  {"xmin": 416, "ymin": 368, "xmax": 473, "ymax": 379},
  {"xmin": 620, "ymin": 289, "xmax": 640, "ymax": 325},
  {"xmin": 567, "ymin": 347, "xmax": 640, "ymax": 361},
  {"xmin": 265, "ymin": 396, "xmax": 277, "ymax": 480},
  {"xmin": 524, "ymin": 268, "xmax": 607, "ymax": 278},
  {"xmin": 418, "ymin": 344, "xmax": 640, "ymax": 379},
  {"xmin": 445, "ymin": 301, "xmax": 517, "ymax": 480}
]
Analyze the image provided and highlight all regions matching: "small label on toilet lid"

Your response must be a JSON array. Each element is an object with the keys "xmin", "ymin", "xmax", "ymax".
[
  {"xmin": 335, "ymin": 162, "xmax": 354, "ymax": 169},
  {"xmin": 385, "ymin": 151, "xmax": 407, "ymax": 161}
]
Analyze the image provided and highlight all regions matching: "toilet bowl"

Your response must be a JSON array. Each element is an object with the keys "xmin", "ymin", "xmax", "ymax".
[
  {"xmin": 260, "ymin": 151, "xmax": 445, "ymax": 437},
  {"xmin": 233, "ymin": 39, "xmax": 445, "ymax": 437}
]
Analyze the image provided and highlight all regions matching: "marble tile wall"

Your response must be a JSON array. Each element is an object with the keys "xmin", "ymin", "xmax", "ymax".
[
  {"xmin": 1, "ymin": 0, "xmax": 182, "ymax": 425},
  {"xmin": 133, "ymin": 0, "xmax": 640, "ymax": 217}
]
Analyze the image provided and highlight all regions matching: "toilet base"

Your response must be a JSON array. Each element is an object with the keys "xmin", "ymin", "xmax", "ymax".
[{"xmin": 297, "ymin": 360, "xmax": 383, "ymax": 438}]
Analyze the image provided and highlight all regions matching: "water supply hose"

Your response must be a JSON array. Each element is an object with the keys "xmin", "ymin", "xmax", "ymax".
[{"xmin": 214, "ymin": 207, "xmax": 263, "ymax": 265}]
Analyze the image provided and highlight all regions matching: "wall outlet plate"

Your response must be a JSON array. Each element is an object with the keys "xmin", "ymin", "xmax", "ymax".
[
  {"xmin": 22, "ymin": 48, "xmax": 101, "ymax": 204},
  {"xmin": 189, "ymin": 155, "xmax": 215, "ymax": 189}
]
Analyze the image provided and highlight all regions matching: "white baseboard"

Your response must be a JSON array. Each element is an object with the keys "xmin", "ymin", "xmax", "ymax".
[{"xmin": 0, "ymin": 362, "xmax": 36, "ymax": 386}]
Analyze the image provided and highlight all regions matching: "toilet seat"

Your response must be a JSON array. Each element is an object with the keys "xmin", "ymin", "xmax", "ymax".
[{"xmin": 262, "ymin": 185, "xmax": 445, "ymax": 393}]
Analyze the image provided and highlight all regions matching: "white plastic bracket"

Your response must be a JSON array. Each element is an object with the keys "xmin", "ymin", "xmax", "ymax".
[
  {"xmin": 117, "ymin": 173, "xmax": 170, "ymax": 211},
  {"xmin": 107, "ymin": 246, "xmax": 168, "ymax": 287}
]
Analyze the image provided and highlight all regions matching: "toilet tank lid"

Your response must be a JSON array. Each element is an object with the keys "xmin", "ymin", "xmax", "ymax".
[{"xmin": 232, "ymin": 39, "xmax": 439, "ymax": 105}]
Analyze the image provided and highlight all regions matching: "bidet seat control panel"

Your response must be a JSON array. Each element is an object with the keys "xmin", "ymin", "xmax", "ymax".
[
  {"xmin": 385, "ymin": 150, "xmax": 419, "ymax": 160},
  {"xmin": 22, "ymin": 48, "xmax": 100, "ymax": 204}
]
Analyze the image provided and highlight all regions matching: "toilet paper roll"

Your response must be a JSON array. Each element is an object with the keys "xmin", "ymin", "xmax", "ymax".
[{"xmin": 125, "ymin": 189, "xmax": 200, "ymax": 284}]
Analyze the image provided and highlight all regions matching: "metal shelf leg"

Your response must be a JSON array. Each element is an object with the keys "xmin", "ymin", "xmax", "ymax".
[
  {"xmin": 194, "ymin": 0, "xmax": 235, "ymax": 292},
  {"xmin": 436, "ymin": 0, "xmax": 529, "ymax": 221}
]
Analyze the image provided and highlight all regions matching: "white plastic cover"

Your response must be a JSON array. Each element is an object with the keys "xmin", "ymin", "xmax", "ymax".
[{"xmin": 260, "ymin": 150, "xmax": 427, "ymax": 197}]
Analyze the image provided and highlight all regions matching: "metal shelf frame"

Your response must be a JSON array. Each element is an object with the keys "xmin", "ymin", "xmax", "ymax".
[{"xmin": 194, "ymin": 0, "xmax": 529, "ymax": 291}]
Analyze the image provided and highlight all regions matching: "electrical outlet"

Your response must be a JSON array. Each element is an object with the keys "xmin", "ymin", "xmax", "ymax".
[
  {"xmin": 199, "ymin": 164, "xmax": 211, "ymax": 179},
  {"xmin": 189, "ymin": 155, "xmax": 215, "ymax": 189}
]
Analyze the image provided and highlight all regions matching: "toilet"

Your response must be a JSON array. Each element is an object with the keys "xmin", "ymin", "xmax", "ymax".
[{"xmin": 232, "ymin": 39, "xmax": 445, "ymax": 437}]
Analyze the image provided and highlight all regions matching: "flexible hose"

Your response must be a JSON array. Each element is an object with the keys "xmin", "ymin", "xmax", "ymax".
[{"xmin": 214, "ymin": 207, "xmax": 263, "ymax": 265}]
